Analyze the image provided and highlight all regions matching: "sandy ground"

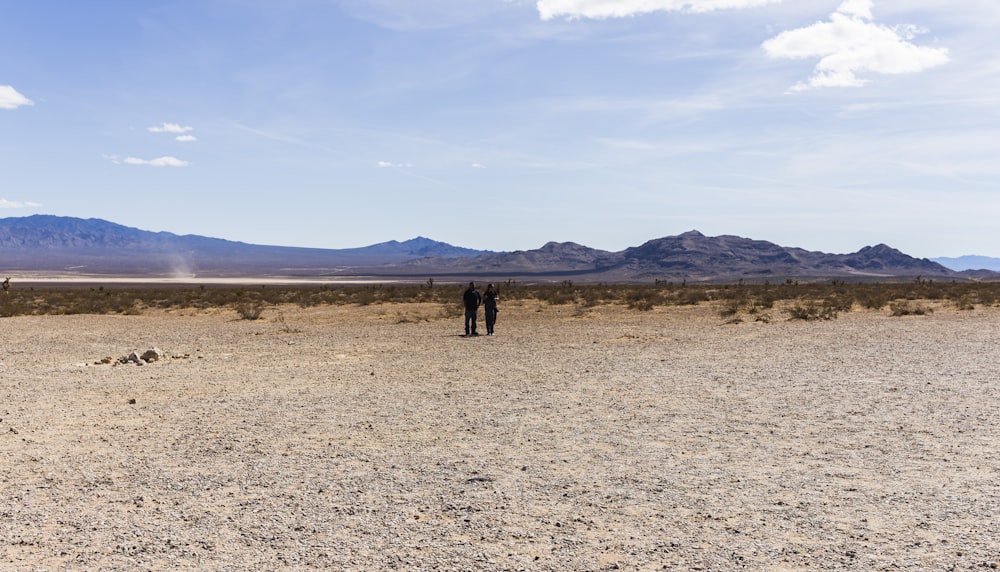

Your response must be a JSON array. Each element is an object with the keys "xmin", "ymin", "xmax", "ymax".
[{"xmin": 1, "ymin": 299, "xmax": 998, "ymax": 571}]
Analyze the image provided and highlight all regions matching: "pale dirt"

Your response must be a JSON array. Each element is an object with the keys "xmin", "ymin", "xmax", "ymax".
[{"xmin": 1, "ymin": 300, "xmax": 998, "ymax": 571}]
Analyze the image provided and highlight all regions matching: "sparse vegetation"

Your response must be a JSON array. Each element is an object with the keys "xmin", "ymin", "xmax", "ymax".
[
  {"xmin": 785, "ymin": 301, "xmax": 839, "ymax": 321},
  {"xmin": 234, "ymin": 300, "xmax": 265, "ymax": 320},
  {"xmin": 954, "ymin": 295, "xmax": 975, "ymax": 311},
  {"xmin": 888, "ymin": 300, "xmax": 933, "ymax": 317},
  {"xmin": 0, "ymin": 280, "xmax": 996, "ymax": 318}
]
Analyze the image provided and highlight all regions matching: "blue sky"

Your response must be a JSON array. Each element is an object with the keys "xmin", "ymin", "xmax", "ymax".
[{"xmin": 1, "ymin": 0, "xmax": 997, "ymax": 257}]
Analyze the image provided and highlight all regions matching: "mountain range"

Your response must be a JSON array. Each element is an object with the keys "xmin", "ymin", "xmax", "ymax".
[
  {"xmin": 1, "ymin": 215, "xmax": 997, "ymax": 283},
  {"xmin": 930, "ymin": 255, "xmax": 1000, "ymax": 272}
]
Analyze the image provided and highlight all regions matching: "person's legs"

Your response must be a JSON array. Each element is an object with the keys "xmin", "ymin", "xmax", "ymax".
[
  {"xmin": 465, "ymin": 310, "xmax": 473, "ymax": 335},
  {"xmin": 470, "ymin": 311, "xmax": 478, "ymax": 335},
  {"xmin": 485, "ymin": 309, "xmax": 496, "ymax": 334}
]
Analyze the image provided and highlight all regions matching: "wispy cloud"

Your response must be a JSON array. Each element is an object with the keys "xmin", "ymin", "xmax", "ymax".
[
  {"xmin": 230, "ymin": 121, "xmax": 347, "ymax": 156},
  {"xmin": 148, "ymin": 122, "xmax": 194, "ymax": 134},
  {"xmin": 763, "ymin": 0, "xmax": 949, "ymax": 91},
  {"xmin": 175, "ymin": 134, "xmax": 198, "ymax": 142},
  {"xmin": 107, "ymin": 155, "xmax": 189, "ymax": 167},
  {"xmin": 0, "ymin": 198, "xmax": 42, "ymax": 208},
  {"xmin": 0, "ymin": 85, "xmax": 33, "ymax": 110},
  {"xmin": 377, "ymin": 161, "xmax": 413, "ymax": 168},
  {"xmin": 125, "ymin": 156, "xmax": 189, "ymax": 167},
  {"xmin": 536, "ymin": 0, "xmax": 784, "ymax": 20}
]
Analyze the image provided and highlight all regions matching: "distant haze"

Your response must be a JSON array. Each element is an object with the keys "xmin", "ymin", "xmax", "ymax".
[{"xmin": 932, "ymin": 256, "xmax": 1000, "ymax": 272}]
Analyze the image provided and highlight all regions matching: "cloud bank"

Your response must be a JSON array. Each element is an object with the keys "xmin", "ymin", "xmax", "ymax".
[
  {"xmin": 535, "ymin": 0, "xmax": 949, "ymax": 91},
  {"xmin": 0, "ymin": 85, "xmax": 33, "ymax": 109},
  {"xmin": 763, "ymin": 0, "xmax": 949, "ymax": 91},
  {"xmin": 536, "ymin": 0, "xmax": 783, "ymax": 20}
]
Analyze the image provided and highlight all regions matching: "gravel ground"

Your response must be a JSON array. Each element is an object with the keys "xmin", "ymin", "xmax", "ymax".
[{"xmin": 1, "ymin": 300, "xmax": 999, "ymax": 571}]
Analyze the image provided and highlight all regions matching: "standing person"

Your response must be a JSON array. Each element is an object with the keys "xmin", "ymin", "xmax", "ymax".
[
  {"xmin": 483, "ymin": 283, "xmax": 499, "ymax": 335},
  {"xmin": 462, "ymin": 282, "xmax": 482, "ymax": 336}
]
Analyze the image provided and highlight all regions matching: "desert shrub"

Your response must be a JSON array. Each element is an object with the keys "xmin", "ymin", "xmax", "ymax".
[
  {"xmin": 674, "ymin": 287, "xmax": 709, "ymax": 306},
  {"xmin": 954, "ymin": 295, "xmax": 975, "ymax": 311},
  {"xmin": 860, "ymin": 293, "xmax": 889, "ymax": 310},
  {"xmin": 234, "ymin": 301, "xmax": 265, "ymax": 320},
  {"xmin": 718, "ymin": 299, "xmax": 741, "ymax": 318},
  {"xmin": 627, "ymin": 296, "xmax": 655, "ymax": 311},
  {"xmin": 755, "ymin": 291, "xmax": 777, "ymax": 310},
  {"xmin": 974, "ymin": 286, "xmax": 999, "ymax": 306},
  {"xmin": 579, "ymin": 291, "xmax": 606, "ymax": 307},
  {"xmin": 532, "ymin": 281, "xmax": 578, "ymax": 305},
  {"xmin": 354, "ymin": 286, "xmax": 380, "ymax": 306},
  {"xmin": 785, "ymin": 301, "xmax": 838, "ymax": 321},
  {"xmin": 541, "ymin": 289, "xmax": 577, "ymax": 305},
  {"xmin": 823, "ymin": 294, "xmax": 855, "ymax": 313},
  {"xmin": 716, "ymin": 285, "xmax": 778, "ymax": 321},
  {"xmin": 888, "ymin": 300, "xmax": 933, "ymax": 317},
  {"xmin": 919, "ymin": 283, "xmax": 945, "ymax": 300}
]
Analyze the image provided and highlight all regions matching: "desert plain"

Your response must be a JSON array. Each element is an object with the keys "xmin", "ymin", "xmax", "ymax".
[{"xmin": 1, "ymin": 297, "xmax": 998, "ymax": 570}]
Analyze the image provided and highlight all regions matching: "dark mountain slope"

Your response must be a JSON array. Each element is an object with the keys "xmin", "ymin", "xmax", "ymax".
[{"xmin": 407, "ymin": 230, "xmax": 962, "ymax": 282}]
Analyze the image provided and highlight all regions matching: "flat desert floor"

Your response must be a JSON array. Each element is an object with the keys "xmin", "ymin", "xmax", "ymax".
[{"xmin": 1, "ymin": 300, "xmax": 998, "ymax": 570}]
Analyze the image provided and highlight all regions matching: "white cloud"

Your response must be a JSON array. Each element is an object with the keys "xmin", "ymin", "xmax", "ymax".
[
  {"xmin": 472, "ymin": 163, "xmax": 486, "ymax": 169},
  {"xmin": 837, "ymin": 0, "xmax": 872, "ymax": 19},
  {"xmin": 121, "ymin": 156, "xmax": 190, "ymax": 167},
  {"xmin": 175, "ymin": 135, "xmax": 198, "ymax": 142},
  {"xmin": 148, "ymin": 122, "xmax": 194, "ymax": 134},
  {"xmin": 536, "ymin": 0, "xmax": 784, "ymax": 20},
  {"xmin": 0, "ymin": 199, "xmax": 42, "ymax": 208},
  {"xmin": 377, "ymin": 161, "xmax": 413, "ymax": 168},
  {"xmin": 763, "ymin": 0, "xmax": 950, "ymax": 91},
  {"xmin": 0, "ymin": 85, "xmax": 33, "ymax": 110}
]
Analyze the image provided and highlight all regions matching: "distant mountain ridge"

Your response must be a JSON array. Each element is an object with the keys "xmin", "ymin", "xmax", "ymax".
[
  {"xmin": 932, "ymin": 255, "xmax": 1000, "ymax": 272},
  {"xmin": 1, "ymin": 215, "xmax": 996, "ymax": 283},
  {"xmin": 0, "ymin": 215, "xmax": 482, "ymax": 258},
  {"xmin": 0, "ymin": 215, "xmax": 487, "ymax": 276},
  {"xmin": 405, "ymin": 230, "xmax": 968, "ymax": 282}
]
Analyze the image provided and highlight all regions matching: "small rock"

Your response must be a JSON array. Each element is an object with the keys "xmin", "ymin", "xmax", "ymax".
[{"xmin": 140, "ymin": 347, "xmax": 164, "ymax": 362}]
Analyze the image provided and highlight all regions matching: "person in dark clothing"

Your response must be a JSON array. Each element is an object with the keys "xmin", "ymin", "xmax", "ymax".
[
  {"xmin": 483, "ymin": 283, "xmax": 499, "ymax": 335},
  {"xmin": 462, "ymin": 282, "xmax": 482, "ymax": 336}
]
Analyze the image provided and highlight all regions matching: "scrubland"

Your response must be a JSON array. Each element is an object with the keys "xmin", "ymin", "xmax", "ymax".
[{"xmin": 1, "ymin": 281, "xmax": 998, "ymax": 570}]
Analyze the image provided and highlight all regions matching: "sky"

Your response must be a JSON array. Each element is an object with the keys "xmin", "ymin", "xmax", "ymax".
[{"xmin": 1, "ymin": 0, "xmax": 998, "ymax": 257}]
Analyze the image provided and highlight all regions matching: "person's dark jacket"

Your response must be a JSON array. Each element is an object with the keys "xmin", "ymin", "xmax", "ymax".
[
  {"xmin": 463, "ymin": 288, "xmax": 481, "ymax": 311},
  {"xmin": 483, "ymin": 289, "xmax": 498, "ymax": 310}
]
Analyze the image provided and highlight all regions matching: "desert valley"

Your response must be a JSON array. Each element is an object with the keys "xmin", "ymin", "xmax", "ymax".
[
  {"xmin": 5, "ymin": 0, "xmax": 1000, "ymax": 569},
  {"xmin": 2, "ymin": 284, "xmax": 999, "ymax": 570}
]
